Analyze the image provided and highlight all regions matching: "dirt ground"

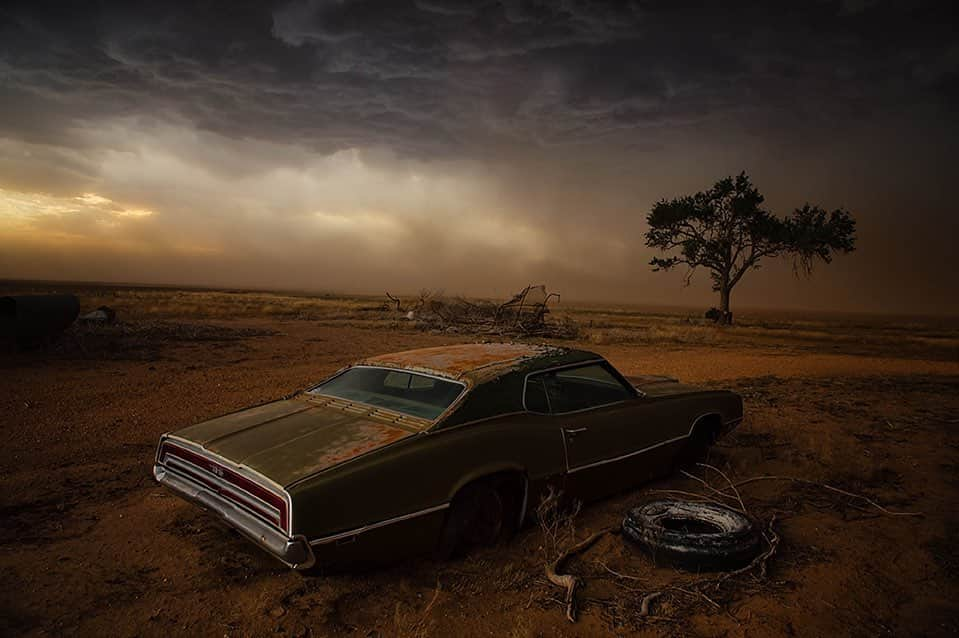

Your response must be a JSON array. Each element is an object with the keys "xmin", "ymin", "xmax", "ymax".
[{"xmin": 2, "ymin": 287, "xmax": 958, "ymax": 637}]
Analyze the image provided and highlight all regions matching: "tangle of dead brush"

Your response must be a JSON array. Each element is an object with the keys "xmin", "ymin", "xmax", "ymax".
[
  {"xmin": 546, "ymin": 463, "xmax": 918, "ymax": 623},
  {"xmin": 718, "ymin": 475, "xmax": 924, "ymax": 517},
  {"xmin": 545, "ymin": 526, "xmax": 617, "ymax": 623},
  {"xmin": 697, "ymin": 513, "xmax": 781, "ymax": 590}
]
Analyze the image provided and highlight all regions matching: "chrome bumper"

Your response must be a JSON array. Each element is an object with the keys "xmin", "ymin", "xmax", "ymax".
[{"xmin": 154, "ymin": 464, "xmax": 314, "ymax": 570}]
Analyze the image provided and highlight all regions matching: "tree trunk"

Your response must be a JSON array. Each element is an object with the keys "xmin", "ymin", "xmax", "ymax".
[{"xmin": 719, "ymin": 283, "xmax": 733, "ymax": 325}]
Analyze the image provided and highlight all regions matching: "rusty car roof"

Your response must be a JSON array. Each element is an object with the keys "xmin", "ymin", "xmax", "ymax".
[{"xmin": 357, "ymin": 342, "xmax": 598, "ymax": 385}]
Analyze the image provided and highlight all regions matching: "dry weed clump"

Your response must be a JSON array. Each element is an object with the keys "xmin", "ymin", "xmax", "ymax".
[
  {"xmin": 540, "ymin": 461, "xmax": 922, "ymax": 626},
  {"xmin": 536, "ymin": 486, "xmax": 582, "ymax": 565},
  {"xmin": 388, "ymin": 285, "xmax": 580, "ymax": 339}
]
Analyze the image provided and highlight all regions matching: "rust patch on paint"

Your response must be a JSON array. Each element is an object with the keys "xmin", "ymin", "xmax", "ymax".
[
  {"xmin": 297, "ymin": 420, "xmax": 413, "ymax": 477},
  {"xmin": 360, "ymin": 342, "xmax": 559, "ymax": 382}
]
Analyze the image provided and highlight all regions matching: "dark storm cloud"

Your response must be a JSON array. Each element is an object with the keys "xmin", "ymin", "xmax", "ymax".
[
  {"xmin": 2, "ymin": 0, "xmax": 955, "ymax": 158},
  {"xmin": 1, "ymin": 0, "xmax": 958, "ymax": 314}
]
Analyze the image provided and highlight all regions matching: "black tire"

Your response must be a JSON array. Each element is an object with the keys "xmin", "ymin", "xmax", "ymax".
[
  {"xmin": 436, "ymin": 481, "xmax": 507, "ymax": 560},
  {"xmin": 622, "ymin": 500, "xmax": 760, "ymax": 571}
]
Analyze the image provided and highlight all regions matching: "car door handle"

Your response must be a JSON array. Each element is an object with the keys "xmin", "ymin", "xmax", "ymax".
[{"xmin": 564, "ymin": 427, "xmax": 587, "ymax": 438}]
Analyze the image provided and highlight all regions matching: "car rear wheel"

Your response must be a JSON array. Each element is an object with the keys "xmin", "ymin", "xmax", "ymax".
[{"xmin": 436, "ymin": 481, "xmax": 509, "ymax": 559}]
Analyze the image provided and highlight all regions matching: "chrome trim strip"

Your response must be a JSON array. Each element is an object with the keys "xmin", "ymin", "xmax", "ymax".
[
  {"xmin": 517, "ymin": 475, "xmax": 529, "ymax": 528},
  {"xmin": 316, "ymin": 364, "xmax": 468, "ymax": 389},
  {"xmin": 164, "ymin": 456, "xmax": 283, "ymax": 522},
  {"xmin": 162, "ymin": 460, "xmax": 282, "ymax": 526},
  {"xmin": 162, "ymin": 435, "xmax": 294, "ymax": 534},
  {"xmin": 566, "ymin": 411, "xmax": 722, "ymax": 475},
  {"xmin": 154, "ymin": 464, "xmax": 314, "ymax": 570},
  {"xmin": 309, "ymin": 502, "xmax": 450, "ymax": 546},
  {"xmin": 567, "ymin": 432, "xmax": 688, "ymax": 474},
  {"xmin": 559, "ymin": 427, "xmax": 571, "ymax": 473}
]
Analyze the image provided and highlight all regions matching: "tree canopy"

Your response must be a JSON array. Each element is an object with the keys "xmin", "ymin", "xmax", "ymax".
[{"xmin": 645, "ymin": 172, "xmax": 856, "ymax": 323}]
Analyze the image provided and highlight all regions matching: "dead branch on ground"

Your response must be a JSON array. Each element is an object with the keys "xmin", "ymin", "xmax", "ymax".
[
  {"xmin": 543, "ymin": 462, "xmax": 917, "ymax": 625},
  {"xmin": 639, "ymin": 591, "xmax": 662, "ymax": 617},
  {"xmin": 699, "ymin": 514, "xmax": 781, "ymax": 589},
  {"xmin": 698, "ymin": 463, "xmax": 747, "ymax": 513},
  {"xmin": 719, "ymin": 475, "xmax": 923, "ymax": 517},
  {"xmin": 546, "ymin": 526, "xmax": 617, "ymax": 622}
]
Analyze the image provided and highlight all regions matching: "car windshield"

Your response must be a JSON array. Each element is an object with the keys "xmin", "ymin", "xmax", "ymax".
[{"xmin": 308, "ymin": 367, "xmax": 465, "ymax": 420}]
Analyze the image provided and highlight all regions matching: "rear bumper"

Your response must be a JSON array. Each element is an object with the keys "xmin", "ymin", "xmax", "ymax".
[{"xmin": 154, "ymin": 464, "xmax": 314, "ymax": 570}]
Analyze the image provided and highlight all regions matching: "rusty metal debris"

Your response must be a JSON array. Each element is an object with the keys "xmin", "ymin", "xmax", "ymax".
[
  {"xmin": 79, "ymin": 306, "xmax": 117, "ymax": 323},
  {"xmin": 385, "ymin": 285, "xmax": 578, "ymax": 339}
]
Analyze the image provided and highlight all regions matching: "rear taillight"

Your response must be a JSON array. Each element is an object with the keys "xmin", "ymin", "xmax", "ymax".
[{"xmin": 159, "ymin": 441, "xmax": 290, "ymax": 533}]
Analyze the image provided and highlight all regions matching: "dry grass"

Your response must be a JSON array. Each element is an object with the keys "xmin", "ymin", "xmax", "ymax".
[
  {"xmin": 392, "ymin": 582, "xmax": 441, "ymax": 638},
  {"xmin": 561, "ymin": 301, "xmax": 959, "ymax": 361},
  {"xmin": 536, "ymin": 486, "xmax": 583, "ymax": 566},
  {"xmin": 3, "ymin": 280, "xmax": 957, "ymax": 361}
]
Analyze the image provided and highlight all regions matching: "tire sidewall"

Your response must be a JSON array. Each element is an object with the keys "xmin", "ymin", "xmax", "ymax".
[
  {"xmin": 623, "ymin": 500, "xmax": 761, "ymax": 571},
  {"xmin": 436, "ymin": 481, "xmax": 509, "ymax": 559}
]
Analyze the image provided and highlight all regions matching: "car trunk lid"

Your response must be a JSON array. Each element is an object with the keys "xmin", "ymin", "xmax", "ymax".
[
  {"xmin": 172, "ymin": 396, "xmax": 421, "ymax": 486},
  {"xmin": 628, "ymin": 375, "xmax": 712, "ymax": 397}
]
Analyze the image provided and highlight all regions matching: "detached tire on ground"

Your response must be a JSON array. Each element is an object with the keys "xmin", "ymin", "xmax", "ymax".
[{"xmin": 623, "ymin": 500, "xmax": 761, "ymax": 571}]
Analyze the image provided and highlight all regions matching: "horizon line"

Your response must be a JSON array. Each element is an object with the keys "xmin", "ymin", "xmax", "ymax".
[{"xmin": 2, "ymin": 277, "xmax": 957, "ymax": 320}]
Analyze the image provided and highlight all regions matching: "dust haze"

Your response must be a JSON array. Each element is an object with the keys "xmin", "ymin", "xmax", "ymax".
[{"xmin": 1, "ymin": 1, "xmax": 957, "ymax": 313}]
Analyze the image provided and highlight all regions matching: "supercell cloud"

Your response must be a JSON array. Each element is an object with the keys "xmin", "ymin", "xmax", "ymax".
[{"xmin": 0, "ymin": 1, "xmax": 956, "ymax": 312}]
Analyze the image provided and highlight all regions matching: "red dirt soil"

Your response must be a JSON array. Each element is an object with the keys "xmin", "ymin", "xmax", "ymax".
[{"xmin": 1, "ymin": 320, "xmax": 958, "ymax": 637}]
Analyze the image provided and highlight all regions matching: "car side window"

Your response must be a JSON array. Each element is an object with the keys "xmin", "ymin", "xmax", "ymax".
[
  {"xmin": 524, "ymin": 376, "xmax": 550, "ymax": 413},
  {"xmin": 538, "ymin": 363, "xmax": 633, "ymax": 414}
]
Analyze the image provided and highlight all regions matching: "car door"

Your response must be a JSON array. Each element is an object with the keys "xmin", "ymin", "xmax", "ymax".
[{"xmin": 526, "ymin": 363, "xmax": 666, "ymax": 501}]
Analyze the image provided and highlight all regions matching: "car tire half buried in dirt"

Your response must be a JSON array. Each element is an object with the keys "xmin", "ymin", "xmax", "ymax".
[
  {"xmin": 436, "ymin": 481, "xmax": 509, "ymax": 560},
  {"xmin": 622, "ymin": 500, "xmax": 761, "ymax": 571}
]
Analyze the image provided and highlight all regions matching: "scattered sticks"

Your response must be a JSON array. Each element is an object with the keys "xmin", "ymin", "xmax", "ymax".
[
  {"xmin": 545, "ymin": 526, "xmax": 616, "ymax": 622},
  {"xmin": 708, "ymin": 514, "xmax": 781, "ymax": 587},
  {"xmin": 648, "ymin": 487, "xmax": 731, "ymax": 509},
  {"xmin": 698, "ymin": 463, "xmax": 747, "ymax": 514},
  {"xmin": 542, "ymin": 461, "xmax": 919, "ymax": 625},
  {"xmin": 600, "ymin": 562, "xmax": 644, "ymax": 582},
  {"xmin": 719, "ymin": 475, "xmax": 924, "ymax": 517},
  {"xmin": 639, "ymin": 591, "xmax": 663, "ymax": 617}
]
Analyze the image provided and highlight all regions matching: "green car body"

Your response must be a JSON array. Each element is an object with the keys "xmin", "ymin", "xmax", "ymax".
[{"xmin": 154, "ymin": 343, "xmax": 743, "ymax": 570}]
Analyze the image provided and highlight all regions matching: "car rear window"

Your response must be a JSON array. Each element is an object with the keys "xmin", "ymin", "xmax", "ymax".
[{"xmin": 309, "ymin": 367, "xmax": 465, "ymax": 420}]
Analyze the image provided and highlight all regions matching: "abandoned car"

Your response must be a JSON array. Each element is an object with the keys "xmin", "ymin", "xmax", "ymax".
[{"xmin": 153, "ymin": 343, "xmax": 743, "ymax": 569}]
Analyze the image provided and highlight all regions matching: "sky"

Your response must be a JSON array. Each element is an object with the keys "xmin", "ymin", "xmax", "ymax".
[{"xmin": 1, "ymin": 0, "xmax": 957, "ymax": 315}]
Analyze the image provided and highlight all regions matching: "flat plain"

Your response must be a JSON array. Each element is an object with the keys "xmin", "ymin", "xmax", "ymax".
[{"xmin": 2, "ymin": 282, "xmax": 958, "ymax": 637}]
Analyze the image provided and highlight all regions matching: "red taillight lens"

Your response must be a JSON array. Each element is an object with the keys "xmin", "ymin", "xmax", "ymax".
[{"xmin": 159, "ymin": 442, "xmax": 289, "ymax": 533}]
